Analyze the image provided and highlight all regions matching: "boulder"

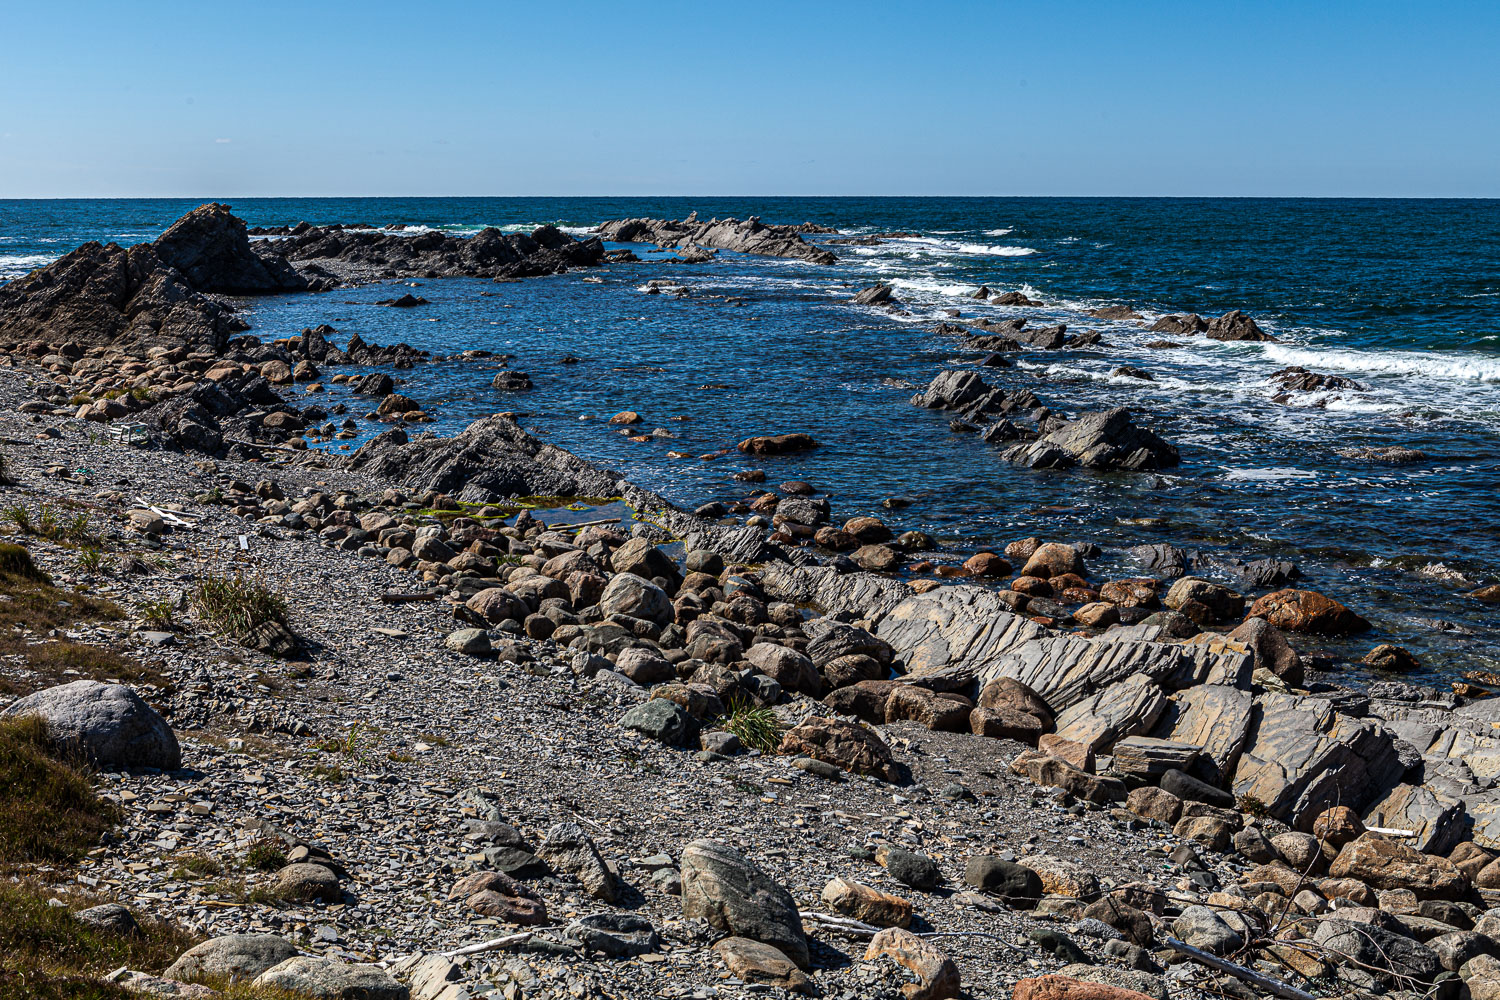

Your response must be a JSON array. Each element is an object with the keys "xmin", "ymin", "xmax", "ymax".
[
  {"xmin": 598, "ymin": 573, "xmax": 673, "ymax": 625},
  {"xmin": 1247, "ymin": 589, "xmax": 1371, "ymax": 635},
  {"xmin": 1311, "ymin": 918, "xmax": 1441, "ymax": 982},
  {"xmin": 165, "ymin": 934, "xmax": 298, "ymax": 982},
  {"xmin": 1155, "ymin": 684, "xmax": 1254, "ymax": 776},
  {"xmin": 1227, "ymin": 616, "xmax": 1303, "ymax": 686},
  {"xmin": 1012, "ymin": 977, "xmax": 1158, "ymax": 1000},
  {"xmin": 738, "ymin": 433, "xmax": 818, "ymax": 456},
  {"xmin": 779, "ymin": 717, "xmax": 902, "ymax": 782},
  {"xmin": 1163, "ymin": 577, "xmax": 1243, "ymax": 624},
  {"xmin": 680, "ymin": 839, "xmax": 809, "ymax": 968},
  {"xmin": 253, "ymin": 957, "xmax": 408, "ymax": 1000},
  {"xmin": 1205, "ymin": 309, "xmax": 1274, "ymax": 342},
  {"xmin": 621, "ymin": 700, "xmax": 699, "ymax": 748},
  {"xmin": 712, "ymin": 937, "xmax": 814, "ymax": 995},
  {"xmin": 821, "ymin": 876, "xmax": 913, "ymax": 927},
  {"xmin": 1, "ymin": 680, "xmax": 180, "ymax": 770},
  {"xmin": 744, "ymin": 643, "xmax": 820, "ymax": 695},
  {"xmin": 1328, "ymin": 834, "xmax": 1468, "ymax": 899},
  {"xmin": 1171, "ymin": 905, "xmax": 1243, "ymax": 955},
  {"xmin": 1002, "ymin": 408, "xmax": 1178, "ymax": 471},
  {"xmin": 963, "ymin": 857, "xmax": 1042, "ymax": 908}
]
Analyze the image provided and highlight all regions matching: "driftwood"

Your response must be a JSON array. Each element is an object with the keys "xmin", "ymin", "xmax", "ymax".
[
  {"xmin": 380, "ymin": 591, "xmax": 440, "ymax": 604},
  {"xmin": 1164, "ymin": 936, "xmax": 1316, "ymax": 1000},
  {"xmin": 440, "ymin": 931, "xmax": 536, "ymax": 958}
]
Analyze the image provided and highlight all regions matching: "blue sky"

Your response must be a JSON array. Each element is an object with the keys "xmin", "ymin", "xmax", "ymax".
[{"xmin": 1, "ymin": 0, "xmax": 1495, "ymax": 197}]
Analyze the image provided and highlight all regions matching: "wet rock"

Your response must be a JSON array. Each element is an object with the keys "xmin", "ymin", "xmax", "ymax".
[
  {"xmin": 1205, "ymin": 309, "xmax": 1274, "ymax": 341},
  {"xmin": 1364, "ymin": 643, "xmax": 1422, "ymax": 671},
  {"xmin": 1002, "ymin": 407, "xmax": 1179, "ymax": 471},
  {"xmin": 597, "ymin": 215, "xmax": 837, "ymax": 264},
  {"xmin": 852, "ymin": 283, "xmax": 897, "ymax": 305},
  {"xmin": 738, "ymin": 433, "xmax": 818, "ymax": 456},
  {"xmin": 1163, "ymin": 577, "xmax": 1244, "ymax": 625},
  {"xmin": 1, "ymin": 680, "xmax": 180, "ymax": 770},
  {"xmin": 680, "ymin": 839, "xmax": 809, "ymax": 968},
  {"xmin": 1227, "ymin": 617, "xmax": 1303, "ymax": 686}
]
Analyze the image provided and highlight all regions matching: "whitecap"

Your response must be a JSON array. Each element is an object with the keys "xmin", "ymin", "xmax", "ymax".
[{"xmin": 1261, "ymin": 344, "xmax": 1500, "ymax": 383}]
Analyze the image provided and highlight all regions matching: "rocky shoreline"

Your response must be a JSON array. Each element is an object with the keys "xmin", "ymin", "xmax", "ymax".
[{"xmin": 4, "ymin": 206, "xmax": 1500, "ymax": 1000}]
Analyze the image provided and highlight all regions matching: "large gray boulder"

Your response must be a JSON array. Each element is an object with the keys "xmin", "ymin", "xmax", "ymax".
[
  {"xmin": 164, "ymin": 933, "xmax": 298, "ymax": 982},
  {"xmin": 598, "ymin": 573, "xmax": 673, "ymax": 625},
  {"xmin": 2, "ymin": 680, "xmax": 180, "ymax": 770},
  {"xmin": 253, "ymin": 957, "xmax": 408, "ymax": 999},
  {"xmin": 681, "ymin": 839, "xmax": 809, "ymax": 969},
  {"xmin": 537, "ymin": 822, "xmax": 617, "ymax": 903}
]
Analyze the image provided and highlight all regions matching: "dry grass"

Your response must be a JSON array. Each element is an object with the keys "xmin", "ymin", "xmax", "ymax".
[
  {"xmin": 0, "ymin": 717, "xmax": 119, "ymax": 866},
  {"xmin": 191, "ymin": 571, "xmax": 289, "ymax": 640},
  {"xmin": 0, "ymin": 880, "xmax": 199, "ymax": 979}
]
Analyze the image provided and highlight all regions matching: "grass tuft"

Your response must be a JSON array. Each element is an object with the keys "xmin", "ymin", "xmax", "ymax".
[
  {"xmin": 717, "ymin": 698, "xmax": 784, "ymax": 754},
  {"xmin": 0, "ymin": 880, "xmax": 201, "ymax": 982},
  {"xmin": 191, "ymin": 572, "xmax": 289, "ymax": 640},
  {"xmin": 245, "ymin": 838, "xmax": 287, "ymax": 872}
]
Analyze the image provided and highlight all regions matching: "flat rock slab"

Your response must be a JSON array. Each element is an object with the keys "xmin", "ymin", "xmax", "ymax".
[{"xmin": 1154, "ymin": 684, "xmax": 1253, "ymax": 777}]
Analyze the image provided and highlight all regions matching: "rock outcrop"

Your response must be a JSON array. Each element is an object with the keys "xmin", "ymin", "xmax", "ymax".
[
  {"xmin": 261, "ymin": 222, "xmax": 603, "ymax": 282},
  {"xmin": 1001, "ymin": 408, "xmax": 1180, "ymax": 472},
  {"xmin": 596, "ymin": 214, "xmax": 837, "ymax": 265}
]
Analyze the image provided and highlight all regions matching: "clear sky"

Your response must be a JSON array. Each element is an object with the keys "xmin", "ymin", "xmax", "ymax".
[{"xmin": 1, "ymin": 0, "xmax": 1496, "ymax": 198}]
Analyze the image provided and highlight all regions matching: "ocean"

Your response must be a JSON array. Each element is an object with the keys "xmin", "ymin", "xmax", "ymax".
[{"xmin": 2, "ymin": 196, "xmax": 1497, "ymax": 685}]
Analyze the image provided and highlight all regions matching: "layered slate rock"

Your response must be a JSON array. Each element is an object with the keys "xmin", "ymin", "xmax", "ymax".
[
  {"xmin": 596, "ymin": 214, "xmax": 837, "ymax": 265},
  {"xmin": 1001, "ymin": 408, "xmax": 1180, "ymax": 471},
  {"xmin": 1051, "ymin": 673, "xmax": 1167, "ymax": 754},
  {"xmin": 1363, "ymin": 782, "xmax": 1469, "ymax": 855},
  {"xmin": 1231, "ymin": 693, "xmax": 1405, "ymax": 829},
  {"xmin": 1153, "ymin": 684, "xmax": 1255, "ymax": 777},
  {"xmin": 873, "ymin": 586, "xmax": 1047, "ymax": 680},
  {"xmin": 759, "ymin": 563, "xmax": 914, "ymax": 620},
  {"xmin": 1, "ymin": 680, "xmax": 180, "ymax": 771}
]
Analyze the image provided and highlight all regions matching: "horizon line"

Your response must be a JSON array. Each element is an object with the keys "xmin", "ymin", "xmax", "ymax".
[{"xmin": 3, "ymin": 193, "xmax": 1499, "ymax": 202}]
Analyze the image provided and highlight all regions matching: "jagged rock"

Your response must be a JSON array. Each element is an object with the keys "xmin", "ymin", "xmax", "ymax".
[
  {"xmin": 863, "ymin": 927, "xmax": 960, "ymax": 1000},
  {"xmin": 1363, "ymin": 783, "xmax": 1468, "ymax": 855},
  {"xmin": 1227, "ymin": 616, "xmax": 1303, "ymax": 686},
  {"xmin": 852, "ymin": 284, "xmax": 896, "ymax": 305},
  {"xmin": 1154, "ymin": 684, "xmax": 1254, "ymax": 776},
  {"xmin": 1051, "ymin": 673, "xmax": 1167, "ymax": 753},
  {"xmin": 1001, "ymin": 408, "xmax": 1178, "ymax": 471},
  {"xmin": 346, "ymin": 414, "xmax": 627, "ymax": 503},
  {"xmin": 911, "ymin": 370, "xmax": 995, "ymax": 411},
  {"xmin": 1111, "ymin": 737, "xmax": 1201, "ymax": 777},
  {"xmin": 1, "ymin": 680, "xmax": 180, "ymax": 770},
  {"xmin": 1205, "ymin": 310, "xmax": 1274, "ymax": 342},
  {"xmin": 1150, "ymin": 313, "xmax": 1207, "ymax": 335},
  {"xmin": 537, "ymin": 823, "xmax": 617, "ymax": 902},
  {"xmin": 596, "ymin": 215, "xmax": 836, "ymax": 265},
  {"xmin": 264, "ymin": 222, "xmax": 602, "ymax": 282},
  {"xmin": 1312, "ymin": 918, "xmax": 1441, "ymax": 981},
  {"xmin": 680, "ymin": 839, "xmax": 809, "ymax": 968},
  {"xmin": 1232, "ymin": 694, "xmax": 1404, "ymax": 828}
]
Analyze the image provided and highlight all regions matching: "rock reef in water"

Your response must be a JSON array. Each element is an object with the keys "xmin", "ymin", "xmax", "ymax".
[
  {"xmin": 258, "ymin": 223, "xmax": 605, "ymax": 282},
  {"xmin": 0, "ymin": 204, "xmax": 604, "ymax": 354},
  {"xmin": 595, "ymin": 213, "xmax": 838, "ymax": 264}
]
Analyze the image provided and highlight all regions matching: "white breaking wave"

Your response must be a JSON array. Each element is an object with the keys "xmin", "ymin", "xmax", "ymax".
[
  {"xmin": 983, "ymin": 228, "xmax": 1014, "ymax": 236},
  {"xmin": 885, "ymin": 236, "xmax": 1037, "ymax": 257},
  {"xmin": 1221, "ymin": 467, "xmax": 1318, "ymax": 482},
  {"xmin": 1261, "ymin": 344, "xmax": 1500, "ymax": 383},
  {"xmin": 0, "ymin": 253, "xmax": 56, "ymax": 277}
]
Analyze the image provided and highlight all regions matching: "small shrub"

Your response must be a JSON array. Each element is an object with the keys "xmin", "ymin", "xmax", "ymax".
[
  {"xmin": 0, "ymin": 717, "xmax": 119, "ymax": 864},
  {"xmin": 78, "ymin": 548, "xmax": 104, "ymax": 573},
  {"xmin": 387, "ymin": 751, "xmax": 415, "ymax": 764},
  {"xmin": 245, "ymin": 839, "xmax": 287, "ymax": 872},
  {"xmin": 1238, "ymin": 794, "xmax": 1271, "ymax": 818},
  {"xmin": 718, "ymin": 699, "xmax": 783, "ymax": 754},
  {"xmin": 310, "ymin": 763, "xmax": 346, "ymax": 784},
  {"xmin": 2, "ymin": 506, "xmax": 32, "ymax": 536},
  {"xmin": 63, "ymin": 513, "xmax": 94, "ymax": 544},
  {"xmin": 137, "ymin": 598, "xmax": 176, "ymax": 631},
  {"xmin": 35, "ymin": 507, "xmax": 58, "ymax": 540},
  {"xmin": 191, "ymin": 572, "xmax": 289, "ymax": 640}
]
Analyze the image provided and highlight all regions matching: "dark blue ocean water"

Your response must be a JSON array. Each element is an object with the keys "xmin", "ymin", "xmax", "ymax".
[{"xmin": 3, "ymin": 197, "xmax": 1498, "ymax": 682}]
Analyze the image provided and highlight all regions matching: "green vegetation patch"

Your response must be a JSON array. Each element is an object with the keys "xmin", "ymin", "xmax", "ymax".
[{"xmin": 0, "ymin": 717, "xmax": 119, "ymax": 866}]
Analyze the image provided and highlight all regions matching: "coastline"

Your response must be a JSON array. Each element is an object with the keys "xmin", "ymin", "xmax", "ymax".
[{"xmin": 3, "ymin": 203, "xmax": 1500, "ymax": 999}]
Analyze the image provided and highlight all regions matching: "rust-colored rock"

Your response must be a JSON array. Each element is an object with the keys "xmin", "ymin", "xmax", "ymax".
[
  {"xmin": 821, "ymin": 876, "xmax": 912, "ymax": 928},
  {"xmin": 963, "ymin": 551, "xmax": 1011, "ymax": 577},
  {"xmin": 779, "ymin": 716, "xmax": 902, "ymax": 782},
  {"xmin": 864, "ymin": 927, "xmax": 960, "ymax": 1000},
  {"xmin": 1328, "ymin": 833, "xmax": 1468, "ymax": 899},
  {"xmin": 1311, "ymin": 806, "xmax": 1365, "ymax": 848},
  {"xmin": 738, "ymin": 433, "xmax": 818, "ymax": 456},
  {"xmin": 1247, "ymin": 588, "xmax": 1371, "ymax": 635},
  {"xmin": 1012, "ymin": 976, "xmax": 1156, "ymax": 1000}
]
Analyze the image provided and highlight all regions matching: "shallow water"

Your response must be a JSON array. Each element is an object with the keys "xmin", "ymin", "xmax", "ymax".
[{"xmin": 3, "ymin": 197, "xmax": 1497, "ymax": 686}]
